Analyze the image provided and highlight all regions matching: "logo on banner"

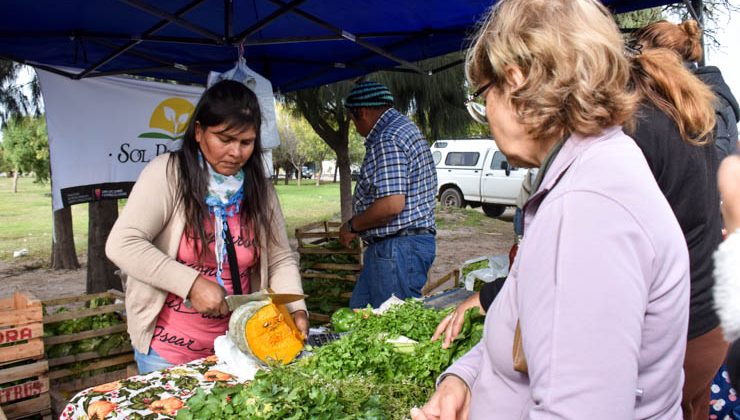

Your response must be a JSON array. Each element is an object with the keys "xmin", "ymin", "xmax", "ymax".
[
  {"xmin": 138, "ymin": 97, "xmax": 195, "ymax": 140},
  {"xmin": 118, "ymin": 97, "xmax": 196, "ymax": 164}
]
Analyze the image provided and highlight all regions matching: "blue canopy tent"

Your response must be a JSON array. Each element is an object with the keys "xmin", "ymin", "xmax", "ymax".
[
  {"xmin": 0, "ymin": 0, "xmax": 685, "ymax": 91},
  {"xmin": 0, "ymin": 0, "xmax": 695, "ymax": 290}
]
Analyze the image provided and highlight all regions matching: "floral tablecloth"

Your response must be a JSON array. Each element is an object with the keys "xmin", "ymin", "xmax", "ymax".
[{"xmin": 60, "ymin": 355, "xmax": 244, "ymax": 420}]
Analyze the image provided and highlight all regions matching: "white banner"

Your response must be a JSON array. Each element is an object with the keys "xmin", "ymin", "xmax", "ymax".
[{"xmin": 38, "ymin": 69, "xmax": 204, "ymax": 210}]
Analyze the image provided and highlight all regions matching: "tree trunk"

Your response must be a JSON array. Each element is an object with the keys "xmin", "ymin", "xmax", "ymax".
[
  {"xmin": 315, "ymin": 161, "xmax": 322, "ymax": 187},
  {"xmin": 87, "ymin": 200, "xmax": 122, "ymax": 293},
  {"xmin": 12, "ymin": 170, "xmax": 19, "ymax": 193},
  {"xmin": 333, "ymin": 166, "xmax": 338, "ymax": 183},
  {"xmin": 335, "ymin": 143, "xmax": 353, "ymax": 221},
  {"xmin": 51, "ymin": 207, "xmax": 80, "ymax": 269}
]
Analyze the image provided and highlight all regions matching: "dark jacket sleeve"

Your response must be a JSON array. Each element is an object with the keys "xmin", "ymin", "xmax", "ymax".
[
  {"xmin": 479, "ymin": 277, "xmax": 507, "ymax": 311},
  {"xmin": 714, "ymin": 98, "xmax": 740, "ymax": 161}
]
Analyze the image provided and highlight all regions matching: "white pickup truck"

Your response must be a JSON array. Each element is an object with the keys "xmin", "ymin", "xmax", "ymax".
[{"xmin": 431, "ymin": 138, "xmax": 524, "ymax": 217}]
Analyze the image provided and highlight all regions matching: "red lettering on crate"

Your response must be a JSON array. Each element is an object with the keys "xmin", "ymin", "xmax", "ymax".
[
  {"xmin": 0, "ymin": 380, "xmax": 42, "ymax": 403},
  {"xmin": 0, "ymin": 326, "xmax": 33, "ymax": 344}
]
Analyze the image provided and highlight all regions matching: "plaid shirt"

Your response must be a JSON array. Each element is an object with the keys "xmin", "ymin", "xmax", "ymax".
[{"xmin": 353, "ymin": 108, "xmax": 437, "ymax": 239}]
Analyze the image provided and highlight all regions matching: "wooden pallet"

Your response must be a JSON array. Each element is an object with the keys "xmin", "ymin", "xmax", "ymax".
[
  {"xmin": 42, "ymin": 290, "xmax": 136, "ymax": 415},
  {"xmin": 296, "ymin": 221, "xmax": 363, "ymax": 322},
  {"xmin": 422, "ymin": 269, "xmax": 460, "ymax": 296},
  {"xmin": 0, "ymin": 292, "xmax": 51, "ymax": 419}
]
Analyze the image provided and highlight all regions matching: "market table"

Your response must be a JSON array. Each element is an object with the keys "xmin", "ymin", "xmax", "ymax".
[
  {"xmin": 59, "ymin": 293, "xmax": 477, "ymax": 419},
  {"xmin": 59, "ymin": 355, "xmax": 239, "ymax": 419}
]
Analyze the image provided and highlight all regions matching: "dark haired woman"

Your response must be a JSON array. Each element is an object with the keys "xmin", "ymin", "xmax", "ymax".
[
  {"xmin": 632, "ymin": 19, "xmax": 739, "ymax": 161},
  {"xmin": 107, "ymin": 80, "xmax": 307, "ymax": 374},
  {"xmin": 628, "ymin": 27, "xmax": 725, "ymax": 420}
]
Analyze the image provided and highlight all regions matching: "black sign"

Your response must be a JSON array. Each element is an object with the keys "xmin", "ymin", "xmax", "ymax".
[{"xmin": 60, "ymin": 182, "xmax": 135, "ymax": 207}]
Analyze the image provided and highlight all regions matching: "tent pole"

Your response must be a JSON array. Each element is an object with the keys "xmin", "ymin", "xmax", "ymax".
[
  {"xmin": 78, "ymin": 0, "xmax": 208, "ymax": 78},
  {"xmin": 233, "ymin": 0, "xmax": 307, "ymax": 45},
  {"xmin": 0, "ymin": 54, "xmax": 77, "ymax": 78},
  {"xmin": 225, "ymin": 0, "xmax": 233, "ymax": 40},
  {"xmin": 119, "ymin": 0, "xmax": 223, "ymax": 42},
  {"xmin": 267, "ymin": 0, "xmax": 423, "ymax": 73}
]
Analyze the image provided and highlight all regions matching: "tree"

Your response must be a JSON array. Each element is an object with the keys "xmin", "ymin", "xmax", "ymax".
[
  {"xmin": 0, "ymin": 62, "xmax": 78, "ymax": 270},
  {"xmin": 51, "ymin": 206, "xmax": 80, "ymax": 270},
  {"xmin": 276, "ymin": 104, "xmax": 309, "ymax": 186},
  {"xmin": 0, "ymin": 61, "xmax": 41, "ymax": 126},
  {"xmin": 286, "ymin": 81, "xmax": 354, "ymax": 220},
  {"xmin": 298, "ymin": 119, "xmax": 333, "ymax": 186},
  {"xmin": 87, "ymin": 200, "xmax": 121, "ymax": 292},
  {"xmin": 375, "ymin": 52, "xmax": 474, "ymax": 141},
  {"xmin": 1, "ymin": 115, "xmax": 49, "ymax": 192},
  {"xmin": 0, "ymin": 147, "xmax": 12, "ymax": 174},
  {"xmin": 347, "ymin": 127, "xmax": 365, "ymax": 170},
  {"xmin": 614, "ymin": 7, "xmax": 663, "ymax": 28}
]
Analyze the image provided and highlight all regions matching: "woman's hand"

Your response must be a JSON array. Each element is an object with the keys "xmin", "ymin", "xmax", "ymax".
[
  {"xmin": 431, "ymin": 293, "xmax": 484, "ymax": 349},
  {"xmin": 187, "ymin": 276, "xmax": 229, "ymax": 317},
  {"xmin": 410, "ymin": 375, "xmax": 471, "ymax": 420},
  {"xmin": 719, "ymin": 154, "xmax": 740, "ymax": 234},
  {"xmin": 292, "ymin": 310, "xmax": 310, "ymax": 339}
]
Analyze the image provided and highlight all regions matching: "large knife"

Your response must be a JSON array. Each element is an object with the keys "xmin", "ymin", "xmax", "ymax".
[
  {"xmin": 224, "ymin": 290, "xmax": 307, "ymax": 311},
  {"xmin": 183, "ymin": 289, "xmax": 306, "ymax": 311}
]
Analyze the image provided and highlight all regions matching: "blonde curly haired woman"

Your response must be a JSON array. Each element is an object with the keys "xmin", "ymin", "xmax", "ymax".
[{"xmin": 412, "ymin": 1, "xmax": 689, "ymax": 418}]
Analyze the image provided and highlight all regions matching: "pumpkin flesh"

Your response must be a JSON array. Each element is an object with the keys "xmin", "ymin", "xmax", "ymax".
[{"xmin": 242, "ymin": 302, "xmax": 304, "ymax": 364}]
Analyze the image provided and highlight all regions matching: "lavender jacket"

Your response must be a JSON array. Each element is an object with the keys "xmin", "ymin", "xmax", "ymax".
[{"xmin": 445, "ymin": 127, "xmax": 689, "ymax": 419}]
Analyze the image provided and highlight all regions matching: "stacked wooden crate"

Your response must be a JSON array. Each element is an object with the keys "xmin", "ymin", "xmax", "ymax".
[
  {"xmin": 0, "ymin": 292, "xmax": 51, "ymax": 419},
  {"xmin": 42, "ymin": 290, "xmax": 136, "ymax": 414},
  {"xmin": 296, "ymin": 221, "xmax": 363, "ymax": 323}
]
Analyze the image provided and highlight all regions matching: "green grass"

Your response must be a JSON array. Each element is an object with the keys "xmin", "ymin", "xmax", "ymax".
[
  {"xmin": 273, "ymin": 180, "xmax": 343, "ymax": 236},
  {"xmin": 0, "ymin": 177, "xmax": 343, "ymax": 265}
]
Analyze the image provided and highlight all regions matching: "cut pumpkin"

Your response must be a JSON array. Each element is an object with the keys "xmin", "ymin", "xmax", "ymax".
[{"xmin": 228, "ymin": 299, "xmax": 304, "ymax": 364}]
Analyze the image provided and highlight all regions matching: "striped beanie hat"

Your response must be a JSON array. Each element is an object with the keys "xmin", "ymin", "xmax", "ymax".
[{"xmin": 344, "ymin": 81, "xmax": 394, "ymax": 108}]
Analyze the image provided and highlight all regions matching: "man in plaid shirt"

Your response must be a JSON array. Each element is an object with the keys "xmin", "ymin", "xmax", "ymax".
[{"xmin": 339, "ymin": 81, "xmax": 437, "ymax": 308}]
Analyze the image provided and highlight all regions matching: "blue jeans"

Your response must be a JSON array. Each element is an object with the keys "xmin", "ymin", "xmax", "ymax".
[
  {"xmin": 350, "ymin": 234, "xmax": 435, "ymax": 308},
  {"xmin": 134, "ymin": 347, "xmax": 173, "ymax": 374}
]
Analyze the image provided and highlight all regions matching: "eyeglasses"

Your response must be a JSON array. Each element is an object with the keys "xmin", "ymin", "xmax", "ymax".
[{"xmin": 464, "ymin": 81, "xmax": 493, "ymax": 125}]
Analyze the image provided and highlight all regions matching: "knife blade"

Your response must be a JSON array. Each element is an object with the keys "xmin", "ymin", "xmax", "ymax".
[{"xmin": 225, "ymin": 292, "xmax": 307, "ymax": 311}]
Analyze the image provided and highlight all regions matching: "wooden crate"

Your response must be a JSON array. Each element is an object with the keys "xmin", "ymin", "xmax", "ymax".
[
  {"xmin": 0, "ymin": 292, "xmax": 51, "ymax": 419},
  {"xmin": 296, "ymin": 221, "xmax": 363, "ymax": 322},
  {"xmin": 422, "ymin": 269, "xmax": 460, "ymax": 297},
  {"xmin": 42, "ymin": 290, "xmax": 135, "ymax": 415}
]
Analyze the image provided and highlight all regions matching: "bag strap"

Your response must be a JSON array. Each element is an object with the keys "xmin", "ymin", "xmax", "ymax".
[
  {"xmin": 222, "ymin": 222, "xmax": 242, "ymax": 295},
  {"xmin": 513, "ymin": 162, "xmax": 574, "ymax": 375}
]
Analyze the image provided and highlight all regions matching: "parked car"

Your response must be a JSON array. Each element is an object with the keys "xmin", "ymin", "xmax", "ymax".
[
  {"xmin": 350, "ymin": 167, "xmax": 360, "ymax": 181},
  {"xmin": 301, "ymin": 167, "xmax": 314, "ymax": 179},
  {"xmin": 432, "ymin": 138, "xmax": 524, "ymax": 217}
]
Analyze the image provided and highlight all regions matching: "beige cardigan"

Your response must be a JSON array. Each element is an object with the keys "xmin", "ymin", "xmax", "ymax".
[{"xmin": 106, "ymin": 153, "xmax": 306, "ymax": 354}]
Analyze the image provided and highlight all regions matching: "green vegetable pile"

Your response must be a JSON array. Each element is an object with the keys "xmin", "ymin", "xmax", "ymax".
[
  {"xmin": 300, "ymin": 239, "xmax": 361, "ymax": 318},
  {"xmin": 177, "ymin": 301, "xmax": 485, "ymax": 419},
  {"xmin": 44, "ymin": 297, "xmax": 129, "ymax": 359},
  {"xmin": 461, "ymin": 259, "xmax": 491, "ymax": 292}
]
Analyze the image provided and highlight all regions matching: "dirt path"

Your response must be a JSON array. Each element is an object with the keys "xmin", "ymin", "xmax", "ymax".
[{"xmin": 0, "ymin": 208, "xmax": 516, "ymax": 300}]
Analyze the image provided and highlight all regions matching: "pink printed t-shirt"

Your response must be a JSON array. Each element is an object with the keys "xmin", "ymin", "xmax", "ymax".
[{"xmin": 151, "ymin": 206, "xmax": 257, "ymax": 365}]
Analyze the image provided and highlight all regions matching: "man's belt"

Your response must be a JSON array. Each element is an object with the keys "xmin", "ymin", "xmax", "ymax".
[{"xmin": 363, "ymin": 227, "xmax": 436, "ymax": 245}]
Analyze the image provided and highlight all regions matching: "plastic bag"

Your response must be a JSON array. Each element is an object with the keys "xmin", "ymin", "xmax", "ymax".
[
  {"xmin": 207, "ymin": 58, "xmax": 280, "ymax": 150},
  {"xmin": 461, "ymin": 254, "xmax": 509, "ymax": 291}
]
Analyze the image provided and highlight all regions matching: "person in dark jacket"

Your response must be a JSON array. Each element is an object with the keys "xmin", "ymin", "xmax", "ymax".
[
  {"xmin": 634, "ymin": 19, "xmax": 740, "ymax": 161},
  {"xmin": 696, "ymin": 65, "xmax": 740, "ymax": 160}
]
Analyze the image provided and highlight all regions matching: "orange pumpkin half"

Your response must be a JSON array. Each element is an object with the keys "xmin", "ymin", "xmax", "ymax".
[{"xmin": 228, "ymin": 300, "xmax": 304, "ymax": 364}]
